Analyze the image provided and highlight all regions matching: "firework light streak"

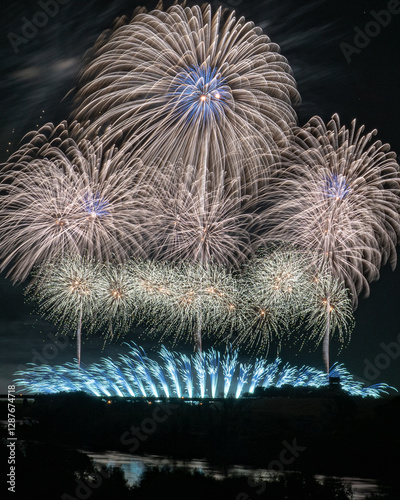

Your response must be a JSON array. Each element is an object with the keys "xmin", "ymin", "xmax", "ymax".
[
  {"xmin": 221, "ymin": 350, "xmax": 239, "ymax": 397},
  {"xmin": 235, "ymin": 363, "xmax": 252, "ymax": 398},
  {"xmin": 248, "ymin": 358, "xmax": 267, "ymax": 394},
  {"xmin": 193, "ymin": 350, "xmax": 207, "ymax": 398},
  {"xmin": 14, "ymin": 344, "xmax": 395, "ymax": 399},
  {"xmin": 179, "ymin": 353, "xmax": 194, "ymax": 399},
  {"xmin": 160, "ymin": 346, "xmax": 182, "ymax": 398},
  {"xmin": 206, "ymin": 348, "xmax": 220, "ymax": 398}
]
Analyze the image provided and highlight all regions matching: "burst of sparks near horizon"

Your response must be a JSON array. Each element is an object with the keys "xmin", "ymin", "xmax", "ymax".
[
  {"xmin": 264, "ymin": 114, "xmax": 400, "ymax": 303},
  {"xmin": 306, "ymin": 269, "xmax": 354, "ymax": 372},
  {"xmin": 26, "ymin": 254, "xmax": 101, "ymax": 365},
  {"xmin": 96, "ymin": 262, "xmax": 138, "ymax": 339},
  {"xmin": 72, "ymin": 4, "xmax": 300, "ymax": 193},
  {"xmin": 136, "ymin": 259, "xmax": 242, "ymax": 346},
  {"xmin": 0, "ymin": 122, "xmax": 150, "ymax": 283},
  {"xmin": 13, "ymin": 344, "xmax": 395, "ymax": 399},
  {"xmin": 234, "ymin": 244, "xmax": 313, "ymax": 353},
  {"xmin": 27, "ymin": 254, "xmax": 100, "ymax": 331}
]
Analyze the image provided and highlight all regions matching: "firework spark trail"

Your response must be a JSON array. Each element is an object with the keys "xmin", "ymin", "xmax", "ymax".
[
  {"xmin": 179, "ymin": 353, "xmax": 194, "ymax": 398},
  {"xmin": 221, "ymin": 350, "xmax": 239, "ymax": 397},
  {"xmin": 119, "ymin": 354, "xmax": 148, "ymax": 397},
  {"xmin": 248, "ymin": 358, "xmax": 267, "ymax": 394},
  {"xmin": 276, "ymin": 363, "xmax": 298, "ymax": 387},
  {"xmin": 262, "ymin": 358, "xmax": 281, "ymax": 387},
  {"xmin": 0, "ymin": 123, "xmax": 151, "ymax": 283},
  {"xmin": 264, "ymin": 114, "xmax": 400, "ymax": 303},
  {"xmin": 160, "ymin": 346, "xmax": 182, "ymax": 398},
  {"xmin": 235, "ymin": 363, "xmax": 252, "ymax": 398},
  {"xmin": 123, "ymin": 344, "xmax": 159, "ymax": 397},
  {"xmin": 148, "ymin": 358, "xmax": 170, "ymax": 398},
  {"xmin": 73, "ymin": 4, "xmax": 300, "ymax": 194},
  {"xmin": 193, "ymin": 350, "xmax": 207, "ymax": 398},
  {"xmin": 206, "ymin": 348, "xmax": 220, "ymax": 398},
  {"xmin": 13, "ymin": 345, "xmax": 395, "ymax": 399}
]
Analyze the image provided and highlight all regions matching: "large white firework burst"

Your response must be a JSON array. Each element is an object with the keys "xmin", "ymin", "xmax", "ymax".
[
  {"xmin": 72, "ymin": 3, "xmax": 300, "ymax": 191},
  {"xmin": 141, "ymin": 162, "xmax": 258, "ymax": 267},
  {"xmin": 264, "ymin": 114, "xmax": 400, "ymax": 303},
  {"xmin": 0, "ymin": 122, "xmax": 150, "ymax": 282}
]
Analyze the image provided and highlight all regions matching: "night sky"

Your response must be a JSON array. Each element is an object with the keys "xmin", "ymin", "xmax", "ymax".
[{"xmin": 0, "ymin": 0, "xmax": 399, "ymax": 393}]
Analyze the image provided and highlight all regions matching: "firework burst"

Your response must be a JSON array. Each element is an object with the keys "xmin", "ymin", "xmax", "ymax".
[
  {"xmin": 132, "ymin": 259, "xmax": 242, "ymax": 351},
  {"xmin": 0, "ymin": 122, "xmax": 150, "ymax": 282},
  {"xmin": 27, "ymin": 254, "xmax": 101, "ymax": 366},
  {"xmin": 305, "ymin": 268, "xmax": 354, "ymax": 373},
  {"xmin": 235, "ymin": 244, "xmax": 313, "ymax": 353},
  {"xmin": 141, "ymin": 162, "xmax": 258, "ymax": 267},
  {"xmin": 96, "ymin": 262, "xmax": 138, "ymax": 339},
  {"xmin": 14, "ymin": 344, "xmax": 395, "ymax": 398},
  {"xmin": 73, "ymin": 3, "xmax": 300, "ymax": 191},
  {"xmin": 264, "ymin": 114, "xmax": 400, "ymax": 302}
]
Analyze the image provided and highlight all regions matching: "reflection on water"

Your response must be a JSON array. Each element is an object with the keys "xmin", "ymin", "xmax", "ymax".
[{"xmin": 86, "ymin": 451, "xmax": 379, "ymax": 500}]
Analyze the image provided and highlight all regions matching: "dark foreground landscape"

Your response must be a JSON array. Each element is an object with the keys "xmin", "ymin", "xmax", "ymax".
[{"xmin": 2, "ymin": 389, "xmax": 400, "ymax": 499}]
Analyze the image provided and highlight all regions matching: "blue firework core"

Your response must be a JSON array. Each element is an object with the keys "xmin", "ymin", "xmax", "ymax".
[
  {"xmin": 83, "ymin": 193, "xmax": 109, "ymax": 218},
  {"xmin": 324, "ymin": 174, "xmax": 350, "ymax": 199},
  {"xmin": 169, "ymin": 65, "xmax": 230, "ymax": 123}
]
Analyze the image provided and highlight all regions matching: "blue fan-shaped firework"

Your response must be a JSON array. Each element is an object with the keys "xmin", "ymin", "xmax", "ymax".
[{"xmin": 14, "ymin": 344, "xmax": 396, "ymax": 399}]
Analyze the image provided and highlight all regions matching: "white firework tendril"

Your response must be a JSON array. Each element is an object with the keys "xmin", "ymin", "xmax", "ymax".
[
  {"xmin": 264, "ymin": 114, "xmax": 400, "ymax": 303},
  {"xmin": 72, "ymin": 3, "xmax": 300, "ymax": 193},
  {"xmin": 0, "ymin": 122, "xmax": 151, "ymax": 283}
]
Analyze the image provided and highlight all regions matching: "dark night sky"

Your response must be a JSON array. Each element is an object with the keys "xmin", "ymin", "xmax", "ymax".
[{"xmin": 0, "ymin": 0, "xmax": 400, "ymax": 392}]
